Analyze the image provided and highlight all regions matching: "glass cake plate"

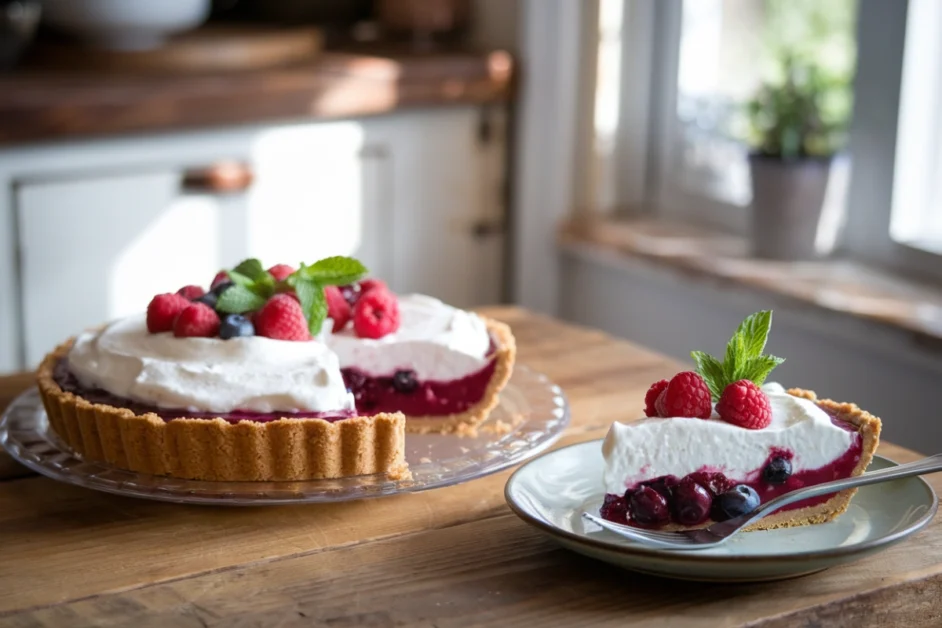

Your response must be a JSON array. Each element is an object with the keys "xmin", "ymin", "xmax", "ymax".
[{"xmin": 0, "ymin": 366, "xmax": 569, "ymax": 505}]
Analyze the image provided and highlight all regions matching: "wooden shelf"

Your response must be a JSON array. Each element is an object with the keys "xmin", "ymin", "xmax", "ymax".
[{"xmin": 0, "ymin": 47, "xmax": 514, "ymax": 147}]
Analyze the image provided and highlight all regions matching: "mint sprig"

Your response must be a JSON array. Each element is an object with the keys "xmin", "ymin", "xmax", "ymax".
[
  {"xmin": 691, "ymin": 310, "xmax": 785, "ymax": 400},
  {"xmin": 289, "ymin": 257, "xmax": 367, "ymax": 334},
  {"xmin": 215, "ymin": 256, "xmax": 368, "ymax": 335}
]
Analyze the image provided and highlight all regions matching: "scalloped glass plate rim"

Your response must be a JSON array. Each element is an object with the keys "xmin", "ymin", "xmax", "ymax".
[{"xmin": 0, "ymin": 365, "xmax": 569, "ymax": 505}]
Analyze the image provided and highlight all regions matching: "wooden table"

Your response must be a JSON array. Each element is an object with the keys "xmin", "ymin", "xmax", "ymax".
[{"xmin": 1, "ymin": 307, "xmax": 939, "ymax": 627}]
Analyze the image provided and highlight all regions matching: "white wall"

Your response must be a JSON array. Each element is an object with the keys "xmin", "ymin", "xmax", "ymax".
[{"xmin": 560, "ymin": 245, "xmax": 942, "ymax": 454}]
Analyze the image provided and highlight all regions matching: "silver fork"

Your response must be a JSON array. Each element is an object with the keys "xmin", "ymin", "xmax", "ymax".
[{"xmin": 583, "ymin": 453, "xmax": 942, "ymax": 550}]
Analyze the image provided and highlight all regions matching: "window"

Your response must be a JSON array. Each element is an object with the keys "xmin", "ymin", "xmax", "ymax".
[
  {"xmin": 592, "ymin": 0, "xmax": 859, "ymax": 234},
  {"xmin": 890, "ymin": 0, "xmax": 942, "ymax": 254}
]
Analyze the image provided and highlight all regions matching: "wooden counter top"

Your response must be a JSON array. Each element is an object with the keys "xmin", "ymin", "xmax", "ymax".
[
  {"xmin": 0, "ymin": 307, "xmax": 938, "ymax": 627},
  {"xmin": 0, "ymin": 48, "xmax": 513, "ymax": 147}
]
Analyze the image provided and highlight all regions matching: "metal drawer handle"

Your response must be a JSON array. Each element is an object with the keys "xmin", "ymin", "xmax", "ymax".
[{"xmin": 181, "ymin": 161, "xmax": 254, "ymax": 193}]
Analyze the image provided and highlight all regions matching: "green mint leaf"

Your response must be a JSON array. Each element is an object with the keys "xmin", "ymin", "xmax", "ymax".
[
  {"xmin": 295, "ymin": 279, "xmax": 328, "ymax": 335},
  {"xmin": 216, "ymin": 285, "xmax": 267, "ymax": 314},
  {"xmin": 229, "ymin": 258, "xmax": 275, "ymax": 298},
  {"xmin": 691, "ymin": 351, "xmax": 726, "ymax": 400},
  {"xmin": 232, "ymin": 259, "xmax": 268, "ymax": 282},
  {"xmin": 735, "ymin": 310, "xmax": 773, "ymax": 360},
  {"xmin": 227, "ymin": 270, "xmax": 255, "ymax": 289},
  {"xmin": 300, "ymin": 256, "xmax": 368, "ymax": 286},
  {"xmin": 724, "ymin": 331, "xmax": 745, "ymax": 382},
  {"xmin": 739, "ymin": 355, "xmax": 785, "ymax": 387}
]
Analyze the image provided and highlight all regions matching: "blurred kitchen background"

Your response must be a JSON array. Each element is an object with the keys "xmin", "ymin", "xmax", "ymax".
[{"xmin": 1, "ymin": 0, "xmax": 941, "ymax": 451}]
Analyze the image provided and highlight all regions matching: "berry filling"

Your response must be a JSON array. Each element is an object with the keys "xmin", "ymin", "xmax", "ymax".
[
  {"xmin": 52, "ymin": 361, "xmax": 355, "ymax": 424},
  {"xmin": 600, "ymin": 415, "xmax": 863, "ymax": 528},
  {"xmin": 342, "ymin": 357, "xmax": 497, "ymax": 417}
]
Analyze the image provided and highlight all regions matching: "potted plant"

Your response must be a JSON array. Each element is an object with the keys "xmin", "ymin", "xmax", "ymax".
[{"xmin": 745, "ymin": 53, "xmax": 852, "ymax": 260}]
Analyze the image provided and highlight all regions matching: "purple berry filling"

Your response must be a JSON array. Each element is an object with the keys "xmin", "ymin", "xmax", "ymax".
[{"xmin": 342, "ymin": 357, "xmax": 497, "ymax": 417}]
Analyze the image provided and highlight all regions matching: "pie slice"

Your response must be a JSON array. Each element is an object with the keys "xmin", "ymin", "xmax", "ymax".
[{"xmin": 599, "ymin": 311, "xmax": 882, "ymax": 531}]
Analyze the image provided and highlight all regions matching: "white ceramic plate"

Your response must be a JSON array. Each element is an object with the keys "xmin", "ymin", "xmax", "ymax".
[
  {"xmin": 505, "ymin": 440, "xmax": 937, "ymax": 582},
  {"xmin": 0, "ymin": 366, "xmax": 569, "ymax": 505}
]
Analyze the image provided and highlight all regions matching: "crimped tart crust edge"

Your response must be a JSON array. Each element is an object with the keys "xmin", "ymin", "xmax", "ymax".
[
  {"xmin": 404, "ymin": 317, "xmax": 517, "ymax": 435},
  {"xmin": 37, "ymin": 341, "xmax": 410, "ymax": 482}
]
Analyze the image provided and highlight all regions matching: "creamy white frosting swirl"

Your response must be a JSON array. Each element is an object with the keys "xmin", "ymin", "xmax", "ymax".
[
  {"xmin": 328, "ymin": 294, "xmax": 491, "ymax": 380},
  {"xmin": 68, "ymin": 315, "xmax": 355, "ymax": 414},
  {"xmin": 601, "ymin": 383, "xmax": 857, "ymax": 494}
]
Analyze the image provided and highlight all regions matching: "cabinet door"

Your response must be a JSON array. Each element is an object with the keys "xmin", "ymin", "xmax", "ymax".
[
  {"xmin": 245, "ymin": 122, "xmax": 392, "ymax": 280},
  {"xmin": 16, "ymin": 171, "xmax": 227, "ymax": 366},
  {"xmin": 366, "ymin": 108, "xmax": 506, "ymax": 308}
]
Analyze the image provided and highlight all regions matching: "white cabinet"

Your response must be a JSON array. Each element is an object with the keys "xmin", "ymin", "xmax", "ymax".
[
  {"xmin": 368, "ymin": 108, "xmax": 507, "ymax": 308},
  {"xmin": 17, "ymin": 171, "xmax": 227, "ymax": 367},
  {"xmin": 4, "ymin": 107, "xmax": 507, "ymax": 370}
]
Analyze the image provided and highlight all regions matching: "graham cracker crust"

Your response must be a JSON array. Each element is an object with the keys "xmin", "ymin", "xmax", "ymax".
[
  {"xmin": 404, "ymin": 317, "xmax": 517, "ymax": 435},
  {"xmin": 37, "ymin": 342, "xmax": 410, "ymax": 482}
]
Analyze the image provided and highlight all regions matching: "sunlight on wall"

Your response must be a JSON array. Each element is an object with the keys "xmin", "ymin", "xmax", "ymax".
[
  {"xmin": 110, "ymin": 196, "xmax": 220, "ymax": 319},
  {"xmin": 248, "ymin": 122, "xmax": 365, "ymax": 265}
]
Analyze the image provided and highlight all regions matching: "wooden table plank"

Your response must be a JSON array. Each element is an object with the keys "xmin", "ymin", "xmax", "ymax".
[
  {"xmin": 0, "ymin": 307, "xmax": 933, "ymax": 627},
  {"xmin": 0, "ymin": 308, "xmax": 681, "ymax": 615},
  {"xmin": 6, "ymin": 460, "xmax": 938, "ymax": 628}
]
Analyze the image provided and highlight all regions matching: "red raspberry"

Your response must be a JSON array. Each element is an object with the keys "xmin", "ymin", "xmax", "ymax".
[
  {"xmin": 359, "ymin": 278, "xmax": 387, "ymax": 295},
  {"xmin": 255, "ymin": 293, "xmax": 311, "ymax": 341},
  {"xmin": 654, "ymin": 371, "xmax": 712, "ymax": 419},
  {"xmin": 353, "ymin": 288, "xmax": 400, "ymax": 339},
  {"xmin": 268, "ymin": 264, "xmax": 295, "ymax": 282},
  {"xmin": 211, "ymin": 271, "xmax": 229, "ymax": 289},
  {"xmin": 644, "ymin": 379, "xmax": 669, "ymax": 417},
  {"xmin": 324, "ymin": 285, "xmax": 351, "ymax": 331},
  {"xmin": 146, "ymin": 293, "xmax": 191, "ymax": 333},
  {"xmin": 173, "ymin": 303, "xmax": 220, "ymax": 338},
  {"xmin": 716, "ymin": 380, "xmax": 772, "ymax": 429},
  {"xmin": 176, "ymin": 285, "xmax": 205, "ymax": 300}
]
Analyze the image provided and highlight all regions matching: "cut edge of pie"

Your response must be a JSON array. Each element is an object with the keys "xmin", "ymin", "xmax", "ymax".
[
  {"xmin": 403, "ymin": 316, "xmax": 517, "ymax": 435},
  {"xmin": 36, "ymin": 341, "xmax": 410, "ymax": 482},
  {"xmin": 738, "ymin": 388, "xmax": 882, "ymax": 531}
]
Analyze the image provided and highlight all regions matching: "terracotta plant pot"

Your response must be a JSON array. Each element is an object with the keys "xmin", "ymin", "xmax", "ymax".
[{"xmin": 748, "ymin": 154, "xmax": 832, "ymax": 261}]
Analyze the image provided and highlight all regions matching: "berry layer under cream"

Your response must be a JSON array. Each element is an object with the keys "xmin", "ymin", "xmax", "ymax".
[
  {"xmin": 66, "ymin": 314, "xmax": 355, "ymax": 414},
  {"xmin": 602, "ymin": 383, "xmax": 859, "ymax": 495}
]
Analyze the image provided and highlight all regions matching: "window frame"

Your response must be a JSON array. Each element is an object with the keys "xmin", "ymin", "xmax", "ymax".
[
  {"xmin": 842, "ymin": 0, "xmax": 942, "ymax": 281},
  {"xmin": 617, "ymin": 0, "xmax": 752, "ymax": 234},
  {"xmin": 607, "ymin": 0, "xmax": 942, "ymax": 280}
]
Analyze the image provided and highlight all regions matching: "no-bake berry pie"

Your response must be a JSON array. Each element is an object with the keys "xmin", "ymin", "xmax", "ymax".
[
  {"xmin": 37, "ymin": 256, "xmax": 516, "ymax": 482},
  {"xmin": 600, "ymin": 311, "xmax": 881, "ymax": 531}
]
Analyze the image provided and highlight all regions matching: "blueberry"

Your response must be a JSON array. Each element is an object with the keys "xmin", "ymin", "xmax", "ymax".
[
  {"xmin": 195, "ymin": 291, "xmax": 218, "ymax": 309},
  {"xmin": 211, "ymin": 280, "xmax": 234, "ymax": 297},
  {"xmin": 219, "ymin": 314, "xmax": 254, "ymax": 339},
  {"xmin": 763, "ymin": 457, "xmax": 792, "ymax": 485},
  {"xmin": 628, "ymin": 486, "xmax": 670, "ymax": 527},
  {"xmin": 672, "ymin": 479, "xmax": 712, "ymax": 526},
  {"xmin": 710, "ymin": 485, "xmax": 760, "ymax": 522},
  {"xmin": 339, "ymin": 283, "xmax": 361, "ymax": 307},
  {"xmin": 392, "ymin": 369, "xmax": 418, "ymax": 394},
  {"xmin": 344, "ymin": 369, "xmax": 368, "ymax": 393}
]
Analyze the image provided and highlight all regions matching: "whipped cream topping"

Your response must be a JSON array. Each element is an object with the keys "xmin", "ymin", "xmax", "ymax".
[
  {"xmin": 68, "ymin": 315, "xmax": 355, "ymax": 414},
  {"xmin": 328, "ymin": 294, "xmax": 491, "ymax": 381},
  {"xmin": 601, "ymin": 383, "xmax": 857, "ymax": 494}
]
